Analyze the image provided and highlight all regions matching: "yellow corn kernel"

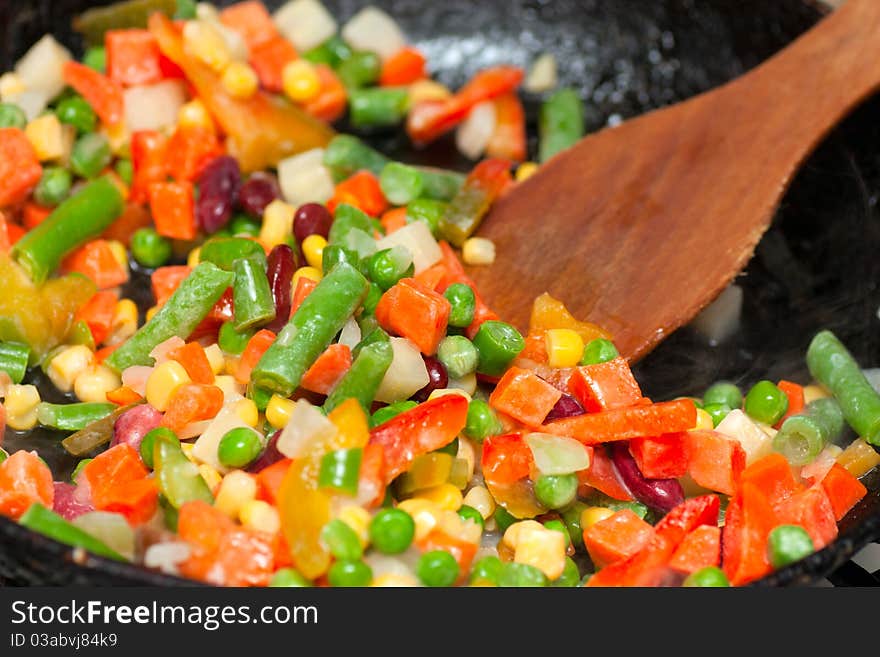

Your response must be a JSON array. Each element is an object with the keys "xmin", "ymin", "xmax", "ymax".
[
  {"xmin": 427, "ymin": 387, "xmax": 472, "ymax": 404},
  {"xmin": 260, "ymin": 199, "xmax": 295, "ymax": 248},
  {"xmin": 281, "ymin": 60, "xmax": 321, "ymax": 103},
  {"xmin": 222, "ymin": 61, "xmax": 259, "ymax": 99},
  {"xmin": 803, "ymin": 384, "xmax": 830, "ymax": 405},
  {"xmin": 292, "ymin": 266, "xmax": 322, "ymax": 287},
  {"xmin": 25, "ymin": 113, "xmax": 65, "ymax": 161},
  {"xmin": 198, "ymin": 464, "xmax": 222, "ymax": 493},
  {"xmin": 214, "ymin": 469, "xmax": 257, "ymax": 518},
  {"xmin": 408, "ymin": 79, "xmax": 452, "ymax": 105},
  {"xmin": 204, "ymin": 343, "xmax": 225, "ymax": 375},
  {"xmin": 4, "ymin": 384, "xmax": 41, "ymax": 431},
  {"xmin": 461, "ymin": 237, "xmax": 496, "ymax": 266},
  {"xmin": 337, "ymin": 505, "xmax": 371, "ymax": 548},
  {"xmin": 100, "ymin": 120, "xmax": 130, "ymax": 158},
  {"xmin": 0, "ymin": 72, "xmax": 25, "ymax": 100},
  {"xmin": 502, "ymin": 519, "xmax": 543, "ymax": 550},
  {"xmin": 580, "ymin": 506, "xmax": 615, "ymax": 530},
  {"xmin": 414, "ymin": 483, "xmax": 463, "ymax": 512},
  {"xmin": 301, "ymin": 234, "xmax": 327, "ymax": 271},
  {"xmin": 545, "ymin": 328, "xmax": 585, "ymax": 368},
  {"xmin": 397, "ymin": 498, "xmax": 440, "ymax": 541},
  {"xmin": 371, "ymin": 573, "xmax": 419, "ymax": 587},
  {"xmin": 47, "ymin": 345, "xmax": 95, "ymax": 393},
  {"xmin": 145, "ymin": 305, "xmax": 160, "ymax": 322},
  {"xmin": 266, "ymin": 394, "xmax": 297, "ymax": 429},
  {"xmin": 457, "ymin": 438, "xmax": 476, "ymax": 481},
  {"xmin": 462, "ymin": 485, "xmax": 496, "ymax": 520},
  {"xmin": 214, "ymin": 374, "xmax": 244, "ymax": 400},
  {"xmin": 145, "ymin": 360, "xmax": 191, "ymax": 412},
  {"xmin": 693, "ymin": 408, "xmax": 714, "ymax": 431},
  {"xmin": 73, "ymin": 365, "xmax": 121, "ymax": 404},
  {"xmin": 234, "ymin": 398, "xmax": 260, "ymax": 427},
  {"xmin": 516, "ymin": 162, "xmax": 539, "ymax": 182},
  {"xmin": 178, "ymin": 98, "xmax": 215, "ymax": 131},
  {"xmin": 187, "ymin": 247, "xmax": 202, "ymax": 269},
  {"xmin": 182, "ymin": 20, "xmax": 231, "ymax": 73},
  {"xmin": 180, "ymin": 441, "xmax": 197, "ymax": 463},
  {"xmin": 514, "ymin": 522, "xmax": 567, "ymax": 580},
  {"xmin": 106, "ymin": 299, "xmax": 138, "ymax": 345},
  {"xmin": 239, "ymin": 499, "xmax": 281, "ymax": 534},
  {"xmin": 837, "ymin": 437, "xmax": 880, "ymax": 478}
]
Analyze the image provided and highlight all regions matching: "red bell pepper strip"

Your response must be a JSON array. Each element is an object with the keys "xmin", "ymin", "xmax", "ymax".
[
  {"xmin": 256, "ymin": 458, "xmax": 293, "ymax": 505},
  {"xmin": 586, "ymin": 533, "xmax": 676, "ymax": 587},
  {"xmin": 406, "ymin": 66, "xmax": 524, "ymax": 144},
  {"xmin": 165, "ymin": 125, "xmax": 223, "ymax": 182},
  {"xmin": 105, "ymin": 29, "xmax": 163, "ymax": 86},
  {"xmin": 0, "ymin": 450, "xmax": 54, "ymax": 520},
  {"xmin": 375, "ymin": 277, "xmax": 451, "ymax": 356},
  {"xmin": 487, "ymin": 92, "xmax": 527, "ymax": 162},
  {"xmin": 358, "ymin": 443, "xmax": 386, "ymax": 508},
  {"xmin": 489, "ymin": 366, "xmax": 563, "ymax": 428},
  {"xmin": 774, "ymin": 485, "xmax": 838, "ymax": 550},
  {"xmin": 583, "ymin": 508, "xmax": 654, "ymax": 569},
  {"xmin": 130, "ymin": 131, "xmax": 168, "ymax": 204},
  {"xmin": 739, "ymin": 452, "xmax": 801, "ymax": 507},
  {"xmin": 369, "ymin": 394, "xmax": 468, "ymax": 483},
  {"xmin": 722, "ymin": 482, "xmax": 777, "ymax": 586},
  {"xmin": 576, "ymin": 445, "xmax": 633, "ymax": 501},
  {"xmin": 653, "ymin": 494, "xmax": 720, "ymax": 548},
  {"xmin": 62, "ymin": 61, "xmax": 124, "ymax": 126},
  {"xmin": 628, "ymin": 432, "xmax": 688, "ymax": 479},
  {"xmin": 668, "ymin": 525, "xmax": 721, "ymax": 574},
  {"xmin": 684, "ymin": 430, "xmax": 746, "ymax": 496},
  {"xmin": 0, "ymin": 128, "xmax": 42, "ymax": 207},
  {"xmin": 567, "ymin": 357, "xmax": 642, "ymax": 412},
  {"xmin": 820, "ymin": 462, "xmax": 867, "ymax": 521}
]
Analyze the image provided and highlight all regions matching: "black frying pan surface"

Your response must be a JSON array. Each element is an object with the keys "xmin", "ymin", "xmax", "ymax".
[{"xmin": 1, "ymin": 0, "xmax": 878, "ymax": 587}]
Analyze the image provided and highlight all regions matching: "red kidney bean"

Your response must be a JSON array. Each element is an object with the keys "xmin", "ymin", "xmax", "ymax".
[
  {"xmin": 196, "ymin": 194, "xmax": 233, "ymax": 234},
  {"xmin": 111, "ymin": 404, "xmax": 163, "ymax": 452},
  {"xmin": 265, "ymin": 244, "xmax": 295, "ymax": 333},
  {"xmin": 239, "ymin": 172, "xmax": 280, "ymax": 217},
  {"xmin": 196, "ymin": 156, "xmax": 241, "ymax": 233},
  {"xmin": 609, "ymin": 442, "xmax": 684, "ymax": 513},
  {"xmin": 544, "ymin": 393, "xmax": 585, "ymax": 423},
  {"xmin": 247, "ymin": 430, "xmax": 284, "ymax": 473},
  {"xmin": 293, "ymin": 203, "xmax": 333, "ymax": 243},
  {"xmin": 412, "ymin": 356, "xmax": 448, "ymax": 403},
  {"xmin": 52, "ymin": 481, "xmax": 94, "ymax": 521}
]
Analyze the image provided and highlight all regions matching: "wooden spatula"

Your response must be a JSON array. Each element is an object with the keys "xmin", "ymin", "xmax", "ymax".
[{"xmin": 467, "ymin": 0, "xmax": 880, "ymax": 361}]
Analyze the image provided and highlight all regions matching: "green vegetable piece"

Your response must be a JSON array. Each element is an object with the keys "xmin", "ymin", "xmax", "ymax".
[
  {"xmin": 744, "ymin": 380, "xmax": 789, "ymax": 425},
  {"xmin": 553, "ymin": 556, "xmax": 580, "ymax": 587},
  {"xmin": 61, "ymin": 403, "xmax": 135, "ymax": 457},
  {"xmin": 470, "ymin": 555, "xmax": 503, "ymax": 585},
  {"xmin": 218, "ymin": 321, "xmax": 253, "ymax": 355},
  {"xmin": 328, "ymin": 204, "xmax": 374, "ymax": 245},
  {"xmin": 457, "ymin": 505, "xmax": 485, "ymax": 530},
  {"xmin": 36, "ymin": 402, "xmax": 115, "ymax": 432},
  {"xmin": 362, "ymin": 282, "xmax": 384, "ymax": 316},
  {"xmin": 130, "ymin": 227, "xmax": 172, "ymax": 268},
  {"xmin": 0, "ymin": 341, "xmax": 30, "ymax": 383},
  {"xmin": 443, "ymin": 283, "xmax": 476, "ymax": 328},
  {"xmin": 406, "ymin": 198, "xmax": 446, "ymax": 235},
  {"xmin": 349, "ymin": 87, "xmax": 409, "ymax": 129},
  {"xmin": 218, "ymin": 426, "xmax": 263, "ymax": 468},
  {"xmin": 323, "ymin": 340, "xmax": 393, "ymax": 414},
  {"xmin": 66, "ymin": 320, "xmax": 94, "ymax": 351},
  {"xmin": 351, "ymin": 326, "xmax": 389, "ymax": 360},
  {"xmin": 337, "ymin": 51, "xmax": 381, "ymax": 89},
  {"xmin": 767, "ymin": 524, "xmax": 815, "ymax": 569},
  {"xmin": 199, "ymin": 237, "xmax": 266, "ymax": 271},
  {"xmin": 70, "ymin": 458, "xmax": 92, "ymax": 483},
  {"xmin": 703, "ymin": 381, "xmax": 743, "ymax": 410},
  {"xmin": 368, "ymin": 246, "xmax": 414, "ymax": 290},
  {"xmin": 82, "ymin": 46, "xmax": 107, "ymax": 72},
  {"xmin": 561, "ymin": 501, "xmax": 588, "ymax": 549},
  {"xmin": 498, "ymin": 562, "xmax": 548, "ymax": 587},
  {"xmin": 434, "ymin": 436, "xmax": 459, "ymax": 458},
  {"xmin": 534, "ymin": 473, "xmax": 578, "ymax": 509},
  {"xmin": 493, "ymin": 505, "xmax": 517, "ymax": 533},
  {"xmin": 472, "ymin": 320, "xmax": 525, "ymax": 376},
  {"xmin": 380, "ymin": 162, "xmax": 424, "ymax": 206},
  {"xmin": 71, "ymin": 133, "xmax": 112, "ymax": 179},
  {"xmin": 580, "ymin": 338, "xmax": 619, "ymax": 365},
  {"xmin": 370, "ymin": 400, "xmax": 418, "ymax": 428},
  {"xmin": 34, "ymin": 167, "xmax": 72, "ymax": 207},
  {"xmin": 463, "ymin": 399, "xmax": 503, "ymax": 442},
  {"xmin": 0, "ymin": 102, "xmax": 26, "ymax": 129},
  {"xmin": 323, "ymin": 135, "xmax": 390, "ymax": 180},
  {"xmin": 370, "ymin": 507, "xmax": 416, "ymax": 555},
  {"xmin": 322, "ymin": 244, "xmax": 360, "ymax": 274},
  {"xmin": 174, "ymin": 0, "xmax": 197, "ymax": 20},
  {"xmin": 703, "ymin": 402, "xmax": 732, "ymax": 428},
  {"xmin": 19, "ymin": 504, "xmax": 125, "ymax": 561},
  {"xmin": 437, "ymin": 335, "xmax": 479, "ymax": 379},
  {"xmin": 539, "ymin": 88, "xmax": 585, "ymax": 163},
  {"xmin": 328, "ymin": 559, "xmax": 373, "ymax": 587},
  {"xmin": 774, "ymin": 398, "xmax": 846, "ymax": 466},
  {"xmin": 114, "ymin": 158, "xmax": 133, "ymax": 185},
  {"xmin": 683, "ymin": 566, "xmax": 731, "ymax": 587},
  {"xmin": 320, "ymin": 519, "xmax": 363, "ymax": 562},
  {"xmin": 318, "ymin": 448, "xmax": 363, "ymax": 495},
  {"xmin": 73, "ymin": 0, "xmax": 178, "ymax": 46},
  {"xmin": 228, "ymin": 213, "xmax": 261, "ymax": 237},
  {"xmin": 416, "ymin": 550, "xmax": 460, "ymax": 587},
  {"xmin": 56, "ymin": 95, "xmax": 98, "ymax": 134},
  {"xmin": 269, "ymin": 567, "xmax": 312, "ymax": 587},
  {"xmin": 140, "ymin": 426, "xmax": 177, "ymax": 469},
  {"xmin": 416, "ymin": 168, "xmax": 465, "ymax": 203},
  {"xmin": 233, "ymin": 254, "xmax": 276, "ymax": 332},
  {"xmin": 154, "ymin": 429, "xmax": 214, "ymax": 508}
]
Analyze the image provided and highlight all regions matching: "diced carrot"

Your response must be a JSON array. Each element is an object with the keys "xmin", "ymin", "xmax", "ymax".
[
  {"xmin": 0, "ymin": 127, "xmax": 42, "ymax": 207},
  {"xmin": 413, "ymin": 262, "xmax": 448, "ymax": 292},
  {"xmin": 62, "ymin": 61, "xmax": 124, "ymax": 125},
  {"xmin": 300, "ymin": 343, "xmax": 352, "ymax": 395},
  {"xmin": 151, "ymin": 265, "xmax": 192, "ymax": 307},
  {"xmin": 220, "ymin": 1, "xmax": 277, "ymax": 48},
  {"xmin": 379, "ymin": 46, "xmax": 427, "ymax": 86},
  {"xmin": 102, "ymin": 477, "xmax": 159, "ymax": 526},
  {"xmin": 722, "ymin": 482, "xmax": 777, "ymax": 586},
  {"xmin": 418, "ymin": 528, "xmax": 478, "ymax": 584},
  {"xmin": 587, "ymin": 534, "xmax": 676, "ymax": 587},
  {"xmin": 359, "ymin": 443, "xmax": 386, "ymax": 508},
  {"xmin": 165, "ymin": 125, "xmax": 223, "ymax": 182},
  {"xmin": 487, "ymin": 92, "xmax": 526, "ymax": 162},
  {"xmin": 102, "ymin": 203, "xmax": 154, "ymax": 245},
  {"xmin": 303, "ymin": 64, "xmax": 347, "ymax": 124},
  {"xmin": 149, "ymin": 181, "xmax": 196, "ymax": 240},
  {"xmin": 290, "ymin": 276, "xmax": 317, "ymax": 316},
  {"xmin": 328, "ymin": 171, "xmax": 388, "ymax": 217},
  {"xmin": 567, "ymin": 357, "xmax": 642, "ymax": 412},
  {"xmin": 249, "ymin": 34, "xmax": 298, "ymax": 92},
  {"xmin": 23, "ymin": 202, "xmax": 52, "ymax": 229},
  {"xmin": 106, "ymin": 385, "xmax": 143, "ymax": 406},
  {"xmin": 775, "ymin": 379, "xmax": 805, "ymax": 428},
  {"xmin": 61, "ymin": 239, "xmax": 129, "ymax": 289},
  {"xmin": 684, "ymin": 430, "xmax": 746, "ymax": 496},
  {"xmin": 235, "ymin": 329, "xmax": 276, "ymax": 384},
  {"xmin": 168, "ymin": 341, "xmax": 215, "ymax": 385},
  {"xmin": 0, "ymin": 450, "xmax": 54, "ymax": 520},
  {"xmin": 488, "ymin": 366, "xmax": 563, "ymax": 428},
  {"xmin": 654, "ymin": 494, "xmax": 720, "ymax": 548},
  {"xmin": 177, "ymin": 499, "xmax": 234, "ymax": 579},
  {"xmin": 774, "ymin": 486, "xmax": 838, "ymax": 550},
  {"xmin": 577, "ymin": 445, "xmax": 632, "ymax": 501},
  {"xmin": 105, "ymin": 29, "xmax": 163, "ymax": 86},
  {"xmin": 82, "ymin": 443, "xmax": 157, "ymax": 526},
  {"xmin": 739, "ymin": 452, "xmax": 801, "ymax": 507},
  {"xmin": 256, "ymin": 458, "xmax": 292, "ymax": 505},
  {"xmin": 629, "ymin": 432, "xmax": 688, "ymax": 479},
  {"xmin": 480, "ymin": 433, "xmax": 532, "ymax": 487},
  {"xmin": 669, "ymin": 525, "xmax": 721, "ymax": 574},
  {"xmin": 375, "ymin": 277, "xmax": 451, "ymax": 355},
  {"xmin": 820, "ymin": 463, "xmax": 867, "ymax": 521},
  {"xmin": 74, "ymin": 290, "xmax": 118, "ymax": 346},
  {"xmin": 130, "ymin": 130, "xmax": 168, "ymax": 204},
  {"xmin": 161, "ymin": 383, "xmax": 225, "ymax": 432},
  {"xmin": 380, "ymin": 207, "xmax": 408, "ymax": 235},
  {"xmin": 541, "ymin": 399, "xmax": 697, "ymax": 445},
  {"xmin": 583, "ymin": 508, "xmax": 654, "ymax": 569}
]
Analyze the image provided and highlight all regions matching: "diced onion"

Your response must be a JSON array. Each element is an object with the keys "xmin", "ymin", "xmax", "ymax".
[
  {"xmin": 375, "ymin": 337, "xmax": 430, "ymax": 403},
  {"xmin": 341, "ymin": 6, "xmax": 407, "ymax": 61},
  {"xmin": 375, "ymin": 220, "xmax": 442, "ymax": 274},
  {"xmin": 342, "ymin": 227, "xmax": 378, "ymax": 259},
  {"xmin": 8, "ymin": 89, "xmax": 52, "ymax": 121},
  {"xmin": 691, "ymin": 284, "xmax": 742, "ymax": 346},
  {"xmin": 15, "ymin": 34, "xmax": 71, "ymax": 100},
  {"xmin": 524, "ymin": 53, "xmax": 558, "ymax": 93},
  {"xmin": 715, "ymin": 409, "xmax": 773, "ymax": 465},
  {"xmin": 72, "ymin": 511, "xmax": 135, "ymax": 561},
  {"xmin": 124, "ymin": 80, "xmax": 188, "ymax": 133},
  {"xmin": 338, "ymin": 316, "xmax": 362, "ymax": 350},
  {"xmin": 276, "ymin": 399, "xmax": 338, "ymax": 459},
  {"xmin": 274, "ymin": 0, "xmax": 338, "ymax": 53},
  {"xmin": 525, "ymin": 432, "xmax": 592, "ymax": 475},
  {"xmin": 456, "ymin": 101, "xmax": 497, "ymax": 160},
  {"xmin": 144, "ymin": 542, "xmax": 191, "ymax": 574},
  {"xmin": 277, "ymin": 148, "xmax": 335, "ymax": 206}
]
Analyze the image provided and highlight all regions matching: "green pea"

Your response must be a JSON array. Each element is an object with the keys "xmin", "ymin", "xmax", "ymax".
[
  {"xmin": 114, "ymin": 158, "xmax": 133, "ymax": 186},
  {"xmin": 703, "ymin": 381, "xmax": 743, "ymax": 410},
  {"xmin": 130, "ymin": 227, "xmax": 172, "ymax": 268},
  {"xmin": 457, "ymin": 505, "xmax": 485, "ymax": 530},
  {"xmin": 561, "ymin": 501, "xmax": 588, "ymax": 549},
  {"xmin": 218, "ymin": 321, "xmax": 253, "ymax": 355},
  {"xmin": 472, "ymin": 320, "xmax": 525, "ymax": 376},
  {"xmin": 767, "ymin": 524, "xmax": 814, "ymax": 569},
  {"xmin": 580, "ymin": 338, "xmax": 619, "ymax": 365},
  {"xmin": 443, "ymin": 283, "xmax": 476, "ymax": 328},
  {"xmin": 703, "ymin": 402, "xmax": 732, "ymax": 428},
  {"xmin": 229, "ymin": 213, "xmax": 261, "ymax": 237},
  {"xmin": 406, "ymin": 199, "xmax": 446, "ymax": 236},
  {"xmin": 369, "ymin": 508, "xmax": 415, "ymax": 554},
  {"xmin": 337, "ymin": 51, "xmax": 381, "ymax": 89},
  {"xmin": 328, "ymin": 559, "xmax": 373, "ymax": 587},
  {"xmin": 0, "ymin": 102, "xmax": 26, "ymax": 129},
  {"xmin": 217, "ymin": 427, "xmax": 262, "ymax": 468},
  {"xmin": 493, "ymin": 505, "xmax": 517, "ymax": 533},
  {"xmin": 367, "ymin": 247, "xmax": 413, "ymax": 290},
  {"xmin": 82, "ymin": 46, "xmax": 106, "ymax": 72},
  {"xmin": 140, "ymin": 427, "xmax": 178, "ymax": 469},
  {"xmin": 683, "ymin": 566, "xmax": 731, "ymax": 587},
  {"xmin": 744, "ymin": 380, "xmax": 789, "ymax": 425},
  {"xmin": 553, "ymin": 557, "xmax": 580, "ymax": 587},
  {"xmin": 416, "ymin": 550, "xmax": 460, "ymax": 587},
  {"xmin": 174, "ymin": 0, "xmax": 198, "ymax": 20},
  {"xmin": 320, "ymin": 519, "xmax": 363, "ymax": 561},
  {"xmin": 370, "ymin": 400, "xmax": 418, "ymax": 428},
  {"xmin": 498, "ymin": 562, "xmax": 548, "ymax": 587},
  {"xmin": 71, "ymin": 133, "xmax": 112, "ymax": 179},
  {"xmin": 269, "ymin": 567, "xmax": 312, "ymax": 587},
  {"xmin": 463, "ymin": 399, "xmax": 503, "ymax": 442},
  {"xmin": 543, "ymin": 519, "xmax": 571, "ymax": 548},
  {"xmin": 55, "ymin": 96, "xmax": 97, "ymax": 134},
  {"xmin": 33, "ymin": 167, "xmax": 72, "ymax": 206},
  {"xmin": 437, "ymin": 335, "xmax": 479, "ymax": 379},
  {"xmin": 469, "ymin": 555, "xmax": 502, "ymax": 585},
  {"xmin": 534, "ymin": 473, "xmax": 578, "ymax": 509}
]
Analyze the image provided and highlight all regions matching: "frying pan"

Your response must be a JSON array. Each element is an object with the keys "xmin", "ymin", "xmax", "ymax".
[{"xmin": 0, "ymin": 0, "xmax": 877, "ymax": 587}]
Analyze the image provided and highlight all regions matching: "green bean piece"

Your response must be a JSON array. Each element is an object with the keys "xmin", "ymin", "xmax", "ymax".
[
  {"xmin": 539, "ymin": 88, "xmax": 585, "ymax": 162},
  {"xmin": 130, "ymin": 227, "xmax": 172, "ymax": 268},
  {"xmin": 349, "ymin": 87, "xmax": 409, "ymax": 129},
  {"xmin": 351, "ymin": 326, "xmax": 389, "ymax": 360},
  {"xmin": 337, "ymin": 51, "xmax": 381, "ymax": 89},
  {"xmin": 105, "ymin": 262, "xmax": 234, "ymax": 372},
  {"xmin": 437, "ymin": 335, "xmax": 478, "ymax": 379},
  {"xmin": 19, "ymin": 504, "xmax": 125, "ymax": 561},
  {"xmin": 380, "ymin": 162, "xmax": 424, "ymax": 206},
  {"xmin": 0, "ymin": 341, "xmax": 30, "ymax": 383},
  {"xmin": 73, "ymin": 0, "xmax": 177, "ymax": 46},
  {"xmin": 233, "ymin": 254, "xmax": 276, "ymax": 332},
  {"xmin": 580, "ymin": 338, "xmax": 619, "ymax": 365},
  {"xmin": 328, "ymin": 204, "xmax": 374, "ymax": 246},
  {"xmin": 323, "ymin": 340, "xmax": 393, "ymax": 414},
  {"xmin": 323, "ymin": 135, "xmax": 390, "ymax": 180},
  {"xmin": 370, "ymin": 400, "xmax": 418, "ymax": 428},
  {"xmin": 416, "ymin": 167, "xmax": 465, "ymax": 202},
  {"xmin": 443, "ymin": 283, "xmax": 476, "ymax": 328},
  {"xmin": 472, "ymin": 320, "xmax": 525, "ymax": 376},
  {"xmin": 252, "ymin": 262, "xmax": 369, "ymax": 396},
  {"xmin": 405, "ymin": 198, "xmax": 446, "ymax": 235},
  {"xmin": 154, "ymin": 430, "xmax": 214, "ymax": 508},
  {"xmin": 140, "ymin": 427, "xmax": 178, "ymax": 470},
  {"xmin": 318, "ymin": 448, "xmax": 363, "ymax": 495},
  {"xmin": 33, "ymin": 167, "xmax": 72, "ymax": 207},
  {"xmin": 71, "ymin": 133, "xmax": 112, "ymax": 179},
  {"xmin": 0, "ymin": 102, "xmax": 26, "ymax": 129},
  {"xmin": 322, "ymin": 244, "xmax": 360, "ymax": 274},
  {"xmin": 807, "ymin": 330, "xmax": 880, "ymax": 446},
  {"xmin": 61, "ymin": 404, "xmax": 139, "ymax": 456},
  {"xmin": 55, "ymin": 95, "xmax": 97, "ymax": 134},
  {"xmin": 774, "ymin": 398, "xmax": 846, "ymax": 466},
  {"xmin": 82, "ymin": 46, "xmax": 107, "ymax": 72},
  {"xmin": 36, "ymin": 402, "xmax": 115, "ymax": 432},
  {"xmin": 218, "ymin": 321, "xmax": 253, "ymax": 355},
  {"xmin": 12, "ymin": 177, "xmax": 124, "ymax": 284},
  {"xmin": 199, "ymin": 236, "xmax": 266, "ymax": 271},
  {"xmin": 362, "ymin": 282, "xmax": 384, "ymax": 317}
]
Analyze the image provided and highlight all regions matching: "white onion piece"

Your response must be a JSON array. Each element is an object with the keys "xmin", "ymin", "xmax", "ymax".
[
  {"xmin": 455, "ymin": 101, "xmax": 497, "ymax": 160},
  {"xmin": 524, "ymin": 53, "xmax": 558, "ymax": 93},
  {"xmin": 375, "ymin": 220, "xmax": 442, "ymax": 274},
  {"xmin": 72, "ymin": 511, "xmax": 135, "ymax": 561},
  {"xmin": 341, "ymin": 6, "xmax": 407, "ymax": 61},
  {"xmin": 338, "ymin": 316, "xmax": 362, "ymax": 350},
  {"xmin": 801, "ymin": 444, "xmax": 843, "ymax": 483},
  {"xmin": 277, "ymin": 148, "xmax": 335, "ymax": 206},
  {"xmin": 144, "ymin": 541, "xmax": 191, "ymax": 574},
  {"xmin": 124, "ymin": 80, "xmax": 188, "ymax": 133},
  {"xmin": 121, "ymin": 366, "xmax": 153, "ymax": 397},
  {"xmin": 192, "ymin": 403, "xmax": 259, "ymax": 472},
  {"xmin": 274, "ymin": 0, "xmax": 338, "ymax": 52},
  {"xmin": 525, "ymin": 432, "xmax": 592, "ymax": 475},
  {"xmin": 15, "ymin": 34, "xmax": 71, "ymax": 100},
  {"xmin": 8, "ymin": 89, "xmax": 52, "ymax": 121},
  {"xmin": 276, "ymin": 399, "xmax": 338, "ymax": 459},
  {"xmin": 691, "ymin": 284, "xmax": 743, "ymax": 346},
  {"xmin": 375, "ymin": 337, "xmax": 430, "ymax": 403},
  {"xmin": 715, "ymin": 409, "xmax": 773, "ymax": 465},
  {"xmin": 342, "ymin": 227, "xmax": 378, "ymax": 259}
]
